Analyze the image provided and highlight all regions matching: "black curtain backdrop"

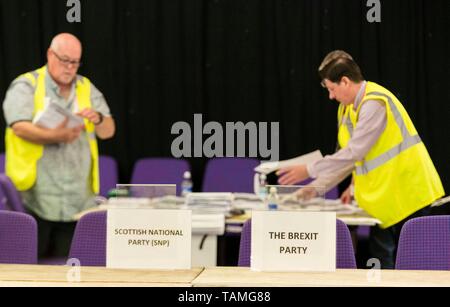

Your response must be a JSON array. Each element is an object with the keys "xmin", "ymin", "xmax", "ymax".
[{"xmin": 0, "ymin": 0, "xmax": 449, "ymax": 194}]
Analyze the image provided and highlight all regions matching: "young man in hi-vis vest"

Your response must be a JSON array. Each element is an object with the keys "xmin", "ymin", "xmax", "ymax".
[
  {"xmin": 277, "ymin": 50, "xmax": 445, "ymax": 269},
  {"xmin": 3, "ymin": 33, "xmax": 115, "ymax": 259}
]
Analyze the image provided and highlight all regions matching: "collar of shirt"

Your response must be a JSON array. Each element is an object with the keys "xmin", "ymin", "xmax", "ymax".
[
  {"xmin": 44, "ymin": 66, "xmax": 77, "ymax": 103},
  {"xmin": 353, "ymin": 80, "xmax": 367, "ymax": 110}
]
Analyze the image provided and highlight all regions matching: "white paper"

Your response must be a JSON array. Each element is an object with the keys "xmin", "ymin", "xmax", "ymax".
[
  {"xmin": 431, "ymin": 196, "xmax": 450, "ymax": 208},
  {"xmin": 251, "ymin": 211, "xmax": 336, "ymax": 272},
  {"xmin": 255, "ymin": 150, "xmax": 323, "ymax": 174},
  {"xmin": 33, "ymin": 98, "xmax": 85, "ymax": 129},
  {"xmin": 107, "ymin": 208, "xmax": 192, "ymax": 269}
]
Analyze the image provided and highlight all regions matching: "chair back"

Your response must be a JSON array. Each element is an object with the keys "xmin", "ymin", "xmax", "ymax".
[
  {"xmin": 0, "ymin": 211, "xmax": 37, "ymax": 264},
  {"xmin": 0, "ymin": 153, "xmax": 5, "ymax": 173},
  {"xmin": 131, "ymin": 158, "xmax": 190, "ymax": 196},
  {"xmin": 203, "ymin": 158, "xmax": 260, "ymax": 193},
  {"xmin": 0, "ymin": 174, "xmax": 26, "ymax": 213},
  {"xmin": 99, "ymin": 155, "xmax": 119, "ymax": 197},
  {"xmin": 396, "ymin": 215, "xmax": 450, "ymax": 270},
  {"xmin": 0, "ymin": 183, "xmax": 6, "ymax": 210},
  {"xmin": 69, "ymin": 211, "xmax": 107, "ymax": 267}
]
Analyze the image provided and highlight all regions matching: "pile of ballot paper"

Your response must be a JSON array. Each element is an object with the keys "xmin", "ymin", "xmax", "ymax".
[{"xmin": 185, "ymin": 193, "xmax": 233, "ymax": 214}]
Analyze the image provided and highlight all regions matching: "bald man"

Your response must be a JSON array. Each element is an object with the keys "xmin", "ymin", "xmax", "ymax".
[{"xmin": 3, "ymin": 33, "xmax": 115, "ymax": 259}]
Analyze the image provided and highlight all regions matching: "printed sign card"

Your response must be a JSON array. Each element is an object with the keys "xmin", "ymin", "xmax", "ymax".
[
  {"xmin": 107, "ymin": 208, "xmax": 191, "ymax": 269},
  {"xmin": 251, "ymin": 211, "xmax": 336, "ymax": 272}
]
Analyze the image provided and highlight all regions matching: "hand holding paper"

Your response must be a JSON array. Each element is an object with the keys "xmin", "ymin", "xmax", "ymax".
[
  {"xmin": 340, "ymin": 185, "xmax": 353, "ymax": 204},
  {"xmin": 279, "ymin": 187, "xmax": 319, "ymax": 204},
  {"xmin": 255, "ymin": 150, "xmax": 323, "ymax": 175},
  {"xmin": 33, "ymin": 98, "xmax": 85, "ymax": 129},
  {"xmin": 55, "ymin": 118, "xmax": 84, "ymax": 144},
  {"xmin": 295, "ymin": 186, "xmax": 318, "ymax": 200}
]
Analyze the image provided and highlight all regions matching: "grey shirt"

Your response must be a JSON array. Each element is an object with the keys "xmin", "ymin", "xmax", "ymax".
[
  {"xmin": 3, "ymin": 67, "xmax": 111, "ymax": 222},
  {"xmin": 307, "ymin": 81, "xmax": 387, "ymax": 193}
]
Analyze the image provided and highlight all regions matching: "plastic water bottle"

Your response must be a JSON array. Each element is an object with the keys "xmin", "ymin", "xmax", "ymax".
[
  {"xmin": 181, "ymin": 171, "xmax": 193, "ymax": 197},
  {"xmin": 258, "ymin": 174, "xmax": 268, "ymax": 200},
  {"xmin": 267, "ymin": 187, "xmax": 279, "ymax": 211}
]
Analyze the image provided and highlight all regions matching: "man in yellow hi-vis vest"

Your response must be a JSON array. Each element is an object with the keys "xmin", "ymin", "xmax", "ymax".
[
  {"xmin": 277, "ymin": 51, "xmax": 445, "ymax": 269},
  {"xmin": 3, "ymin": 33, "xmax": 115, "ymax": 259}
]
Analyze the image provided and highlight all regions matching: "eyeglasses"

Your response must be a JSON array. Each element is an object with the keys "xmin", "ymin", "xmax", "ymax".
[{"xmin": 51, "ymin": 50, "xmax": 82, "ymax": 68}]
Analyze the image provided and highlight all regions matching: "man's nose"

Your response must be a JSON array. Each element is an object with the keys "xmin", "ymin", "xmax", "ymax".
[{"xmin": 329, "ymin": 92, "xmax": 335, "ymax": 100}]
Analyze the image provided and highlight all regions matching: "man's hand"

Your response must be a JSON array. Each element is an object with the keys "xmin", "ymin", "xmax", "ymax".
[
  {"xmin": 77, "ymin": 108, "xmax": 102, "ymax": 125},
  {"xmin": 77, "ymin": 108, "xmax": 115, "ymax": 140},
  {"xmin": 277, "ymin": 164, "xmax": 309, "ymax": 185},
  {"xmin": 11, "ymin": 120, "xmax": 83, "ymax": 145},
  {"xmin": 295, "ymin": 186, "xmax": 318, "ymax": 201},
  {"xmin": 280, "ymin": 187, "xmax": 318, "ymax": 204},
  {"xmin": 340, "ymin": 184, "xmax": 353, "ymax": 204},
  {"xmin": 54, "ymin": 117, "xmax": 84, "ymax": 144}
]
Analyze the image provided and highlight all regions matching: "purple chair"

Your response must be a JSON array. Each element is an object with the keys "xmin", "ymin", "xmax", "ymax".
[
  {"xmin": 396, "ymin": 216, "xmax": 450, "ymax": 270},
  {"xmin": 69, "ymin": 211, "xmax": 107, "ymax": 267},
  {"xmin": 0, "ymin": 211, "xmax": 37, "ymax": 264},
  {"xmin": 0, "ymin": 174, "xmax": 26, "ymax": 213},
  {"xmin": 0, "ymin": 153, "xmax": 5, "ymax": 173},
  {"xmin": 238, "ymin": 218, "xmax": 357, "ymax": 268},
  {"xmin": 131, "ymin": 158, "xmax": 190, "ymax": 196},
  {"xmin": 0, "ymin": 154, "xmax": 6, "ymax": 210},
  {"xmin": 202, "ymin": 158, "xmax": 260, "ymax": 193},
  {"xmin": 0, "ymin": 182, "xmax": 6, "ymax": 211},
  {"xmin": 99, "ymin": 155, "xmax": 119, "ymax": 197},
  {"xmin": 356, "ymin": 225, "xmax": 371, "ymax": 240}
]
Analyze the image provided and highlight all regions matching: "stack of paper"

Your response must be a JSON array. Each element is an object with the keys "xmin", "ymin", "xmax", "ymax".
[
  {"xmin": 185, "ymin": 193, "xmax": 233, "ymax": 214},
  {"xmin": 278, "ymin": 198, "xmax": 362, "ymax": 215},
  {"xmin": 33, "ymin": 98, "xmax": 84, "ymax": 129},
  {"xmin": 233, "ymin": 193, "xmax": 262, "ymax": 201},
  {"xmin": 151, "ymin": 195, "xmax": 187, "ymax": 209},
  {"xmin": 107, "ymin": 197, "xmax": 153, "ymax": 208},
  {"xmin": 232, "ymin": 193, "xmax": 265, "ymax": 211}
]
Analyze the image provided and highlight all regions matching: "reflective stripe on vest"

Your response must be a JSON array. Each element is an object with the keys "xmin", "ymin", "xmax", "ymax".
[
  {"xmin": 352, "ymin": 91, "xmax": 423, "ymax": 175},
  {"xmin": 337, "ymin": 107, "xmax": 353, "ymax": 151},
  {"xmin": 343, "ymin": 116, "xmax": 354, "ymax": 137},
  {"xmin": 338, "ymin": 112, "xmax": 354, "ymax": 137}
]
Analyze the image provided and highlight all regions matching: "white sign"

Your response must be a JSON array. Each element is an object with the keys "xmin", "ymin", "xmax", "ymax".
[
  {"xmin": 107, "ymin": 208, "xmax": 192, "ymax": 269},
  {"xmin": 251, "ymin": 211, "xmax": 336, "ymax": 272}
]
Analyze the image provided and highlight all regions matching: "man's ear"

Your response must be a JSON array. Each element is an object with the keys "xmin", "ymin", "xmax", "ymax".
[{"xmin": 340, "ymin": 76, "xmax": 351, "ymax": 87}]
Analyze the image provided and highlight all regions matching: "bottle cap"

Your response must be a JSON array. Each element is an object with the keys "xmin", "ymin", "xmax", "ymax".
[
  {"xmin": 269, "ymin": 187, "xmax": 277, "ymax": 194},
  {"xmin": 183, "ymin": 171, "xmax": 191, "ymax": 179}
]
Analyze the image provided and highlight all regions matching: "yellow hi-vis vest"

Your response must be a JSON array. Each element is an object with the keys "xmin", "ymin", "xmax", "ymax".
[
  {"xmin": 5, "ymin": 66, "xmax": 100, "ymax": 194},
  {"xmin": 337, "ymin": 81, "xmax": 445, "ymax": 228}
]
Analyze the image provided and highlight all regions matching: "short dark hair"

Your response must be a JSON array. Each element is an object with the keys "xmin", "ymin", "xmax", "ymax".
[
  {"xmin": 318, "ymin": 55, "xmax": 364, "ymax": 86},
  {"xmin": 319, "ymin": 50, "xmax": 353, "ymax": 71}
]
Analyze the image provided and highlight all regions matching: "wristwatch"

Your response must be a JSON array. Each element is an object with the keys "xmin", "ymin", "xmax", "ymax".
[{"xmin": 95, "ymin": 112, "xmax": 104, "ymax": 126}]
